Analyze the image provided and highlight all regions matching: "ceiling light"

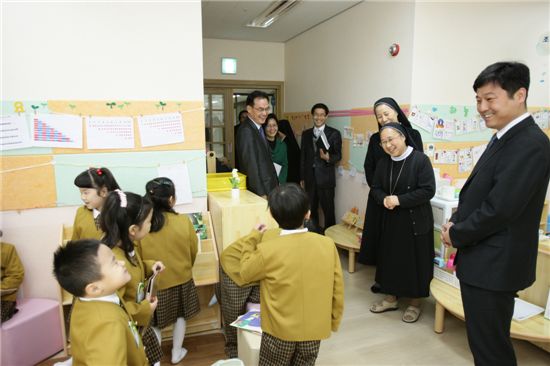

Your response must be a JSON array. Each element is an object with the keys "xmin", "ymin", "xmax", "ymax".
[{"xmin": 246, "ymin": 0, "xmax": 300, "ymax": 28}]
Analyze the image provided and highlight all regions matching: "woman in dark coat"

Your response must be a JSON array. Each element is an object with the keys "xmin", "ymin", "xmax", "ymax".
[
  {"xmin": 277, "ymin": 119, "xmax": 301, "ymax": 184},
  {"xmin": 368, "ymin": 123, "xmax": 435, "ymax": 323},
  {"xmin": 358, "ymin": 98, "xmax": 424, "ymax": 293}
]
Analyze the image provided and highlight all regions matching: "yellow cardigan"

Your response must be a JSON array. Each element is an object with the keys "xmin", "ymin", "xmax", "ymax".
[
  {"xmin": 1, "ymin": 242, "xmax": 24, "ymax": 302},
  {"xmin": 71, "ymin": 206, "xmax": 102, "ymax": 241},
  {"xmin": 139, "ymin": 212, "xmax": 198, "ymax": 290},
  {"xmin": 112, "ymin": 246, "xmax": 154, "ymax": 326},
  {"xmin": 220, "ymin": 228, "xmax": 281, "ymax": 286},
  {"xmin": 240, "ymin": 230, "xmax": 344, "ymax": 341},
  {"xmin": 71, "ymin": 297, "xmax": 148, "ymax": 366}
]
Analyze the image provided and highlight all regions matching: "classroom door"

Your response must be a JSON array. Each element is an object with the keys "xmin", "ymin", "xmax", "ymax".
[
  {"xmin": 204, "ymin": 81, "xmax": 284, "ymax": 169},
  {"xmin": 204, "ymin": 88, "xmax": 232, "ymax": 166}
]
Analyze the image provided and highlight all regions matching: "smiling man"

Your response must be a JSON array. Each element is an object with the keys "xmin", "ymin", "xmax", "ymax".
[
  {"xmin": 235, "ymin": 90, "xmax": 278, "ymax": 198},
  {"xmin": 300, "ymin": 103, "xmax": 342, "ymax": 233},
  {"xmin": 441, "ymin": 62, "xmax": 550, "ymax": 366}
]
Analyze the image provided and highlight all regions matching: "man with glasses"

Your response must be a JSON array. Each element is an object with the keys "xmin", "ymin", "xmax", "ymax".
[
  {"xmin": 236, "ymin": 90, "xmax": 278, "ymax": 198},
  {"xmin": 300, "ymin": 103, "xmax": 342, "ymax": 233}
]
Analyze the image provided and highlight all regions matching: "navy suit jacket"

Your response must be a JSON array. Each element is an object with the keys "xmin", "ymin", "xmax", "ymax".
[{"xmin": 450, "ymin": 116, "xmax": 550, "ymax": 291}]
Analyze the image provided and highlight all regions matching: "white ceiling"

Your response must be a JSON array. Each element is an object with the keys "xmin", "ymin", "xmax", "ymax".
[{"xmin": 202, "ymin": 0, "xmax": 362, "ymax": 42}]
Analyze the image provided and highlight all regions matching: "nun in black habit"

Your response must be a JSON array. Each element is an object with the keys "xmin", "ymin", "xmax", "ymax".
[
  {"xmin": 358, "ymin": 97, "xmax": 424, "ymax": 293},
  {"xmin": 368, "ymin": 122, "xmax": 435, "ymax": 323}
]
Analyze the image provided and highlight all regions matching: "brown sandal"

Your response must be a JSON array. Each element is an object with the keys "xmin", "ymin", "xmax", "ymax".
[
  {"xmin": 370, "ymin": 299, "xmax": 398, "ymax": 313},
  {"xmin": 402, "ymin": 305, "xmax": 421, "ymax": 323}
]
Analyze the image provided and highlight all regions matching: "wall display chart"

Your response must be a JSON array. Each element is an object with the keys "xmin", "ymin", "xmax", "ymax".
[{"xmin": 0, "ymin": 100, "xmax": 206, "ymax": 211}]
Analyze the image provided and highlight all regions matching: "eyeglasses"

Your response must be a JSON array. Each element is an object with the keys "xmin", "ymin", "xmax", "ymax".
[
  {"xmin": 379, "ymin": 137, "xmax": 401, "ymax": 147},
  {"xmin": 253, "ymin": 106, "xmax": 271, "ymax": 113}
]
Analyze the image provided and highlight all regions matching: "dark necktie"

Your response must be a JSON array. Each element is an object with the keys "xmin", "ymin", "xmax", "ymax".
[
  {"xmin": 94, "ymin": 214, "xmax": 101, "ymax": 230},
  {"xmin": 486, "ymin": 133, "xmax": 498, "ymax": 151},
  {"xmin": 259, "ymin": 127, "xmax": 266, "ymax": 141}
]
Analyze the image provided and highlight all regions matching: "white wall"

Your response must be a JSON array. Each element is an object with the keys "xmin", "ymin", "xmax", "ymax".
[
  {"xmin": 1, "ymin": 1, "xmax": 205, "ymax": 299},
  {"xmin": 285, "ymin": 1, "xmax": 550, "ymax": 219},
  {"xmin": 411, "ymin": 0, "xmax": 550, "ymax": 202},
  {"xmin": 284, "ymin": 1, "xmax": 416, "ymax": 220},
  {"xmin": 411, "ymin": 1, "xmax": 550, "ymax": 106},
  {"xmin": 203, "ymin": 38, "xmax": 284, "ymax": 81},
  {"xmin": 285, "ymin": 1, "xmax": 416, "ymax": 112}
]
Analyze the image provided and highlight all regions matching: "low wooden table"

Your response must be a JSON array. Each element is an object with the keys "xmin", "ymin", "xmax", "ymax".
[
  {"xmin": 430, "ymin": 278, "xmax": 550, "ymax": 347},
  {"xmin": 324, "ymin": 224, "xmax": 361, "ymax": 273}
]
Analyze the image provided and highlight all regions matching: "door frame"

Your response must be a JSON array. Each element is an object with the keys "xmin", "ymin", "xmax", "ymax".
[
  {"xmin": 204, "ymin": 79, "xmax": 284, "ymax": 167},
  {"xmin": 204, "ymin": 79, "xmax": 284, "ymax": 117}
]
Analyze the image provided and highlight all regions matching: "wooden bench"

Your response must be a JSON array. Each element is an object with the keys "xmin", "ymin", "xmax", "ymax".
[
  {"xmin": 430, "ymin": 239, "xmax": 550, "ymax": 354},
  {"xmin": 324, "ymin": 223, "xmax": 361, "ymax": 273}
]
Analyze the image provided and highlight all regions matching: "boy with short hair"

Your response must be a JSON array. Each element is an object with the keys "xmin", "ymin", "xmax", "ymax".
[
  {"xmin": 232, "ymin": 183, "xmax": 344, "ymax": 366},
  {"xmin": 53, "ymin": 239, "xmax": 148, "ymax": 365}
]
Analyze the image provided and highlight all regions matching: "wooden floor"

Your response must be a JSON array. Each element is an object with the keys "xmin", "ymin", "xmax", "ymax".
[
  {"xmin": 40, "ymin": 252, "xmax": 550, "ymax": 365},
  {"xmin": 39, "ymin": 332, "xmax": 227, "ymax": 366}
]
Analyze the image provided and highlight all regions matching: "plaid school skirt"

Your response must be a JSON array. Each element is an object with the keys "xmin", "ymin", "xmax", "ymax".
[
  {"xmin": 141, "ymin": 325, "xmax": 162, "ymax": 364},
  {"xmin": 152, "ymin": 279, "xmax": 200, "ymax": 329}
]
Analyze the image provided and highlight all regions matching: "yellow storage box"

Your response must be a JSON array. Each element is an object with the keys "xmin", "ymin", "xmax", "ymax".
[{"xmin": 207, "ymin": 172, "xmax": 247, "ymax": 192}]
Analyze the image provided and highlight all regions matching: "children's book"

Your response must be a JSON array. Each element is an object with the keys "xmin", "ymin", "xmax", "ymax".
[
  {"xmin": 513, "ymin": 298, "xmax": 544, "ymax": 321},
  {"xmin": 145, "ymin": 272, "xmax": 158, "ymax": 300},
  {"xmin": 187, "ymin": 212, "xmax": 208, "ymax": 239},
  {"xmin": 230, "ymin": 310, "xmax": 262, "ymax": 334}
]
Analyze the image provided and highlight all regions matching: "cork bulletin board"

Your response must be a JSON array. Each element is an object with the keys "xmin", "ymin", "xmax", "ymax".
[{"xmin": 1, "ymin": 100, "xmax": 206, "ymax": 211}]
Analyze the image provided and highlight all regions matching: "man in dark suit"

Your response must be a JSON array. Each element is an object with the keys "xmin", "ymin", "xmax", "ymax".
[
  {"xmin": 236, "ymin": 90, "xmax": 278, "ymax": 198},
  {"xmin": 300, "ymin": 103, "xmax": 342, "ymax": 232},
  {"xmin": 442, "ymin": 62, "xmax": 550, "ymax": 366},
  {"xmin": 233, "ymin": 110, "xmax": 248, "ymax": 169}
]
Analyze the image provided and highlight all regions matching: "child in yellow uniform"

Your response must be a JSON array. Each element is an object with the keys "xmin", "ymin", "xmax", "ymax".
[
  {"xmin": 1, "ymin": 234, "xmax": 24, "ymax": 322},
  {"xmin": 56, "ymin": 168, "xmax": 122, "ymax": 366},
  {"xmin": 100, "ymin": 190, "xmax": 165, "ymax": 366},
  {"xmin": 218, "ymin": 227, "xmax": 281, "ymax": 358},
  {"xmin": 231, "ymin": 183, "xmax": 344, "ymax": 366},
  {"xmin": 72, "ymin": 167, "xmax": 120, "ymax": 241},
  {"xmin": 53, "ymin": 239, "xmax": 148, "ymax": 365},
  {"xmin": 140, "ymin": 177, "xmax": 200, "ymax": 364}
]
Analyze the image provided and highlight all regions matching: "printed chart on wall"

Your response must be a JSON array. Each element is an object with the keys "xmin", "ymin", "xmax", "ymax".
[{"xmin": 0, "ymin": 100, "xmax": 206, "ymax": 211}]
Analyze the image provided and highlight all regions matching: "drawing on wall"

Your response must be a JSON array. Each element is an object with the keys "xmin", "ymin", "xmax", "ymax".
[
  {"xmin": 471, "ymin": 144, "xmax": 487, "ymax": 166},
  {"xmin": 432, "ymin": 117, "xmax": 455, "ymax": 140},
  {"xmin": 353, "ymin": 133, "xmax": 365, "ymax": 147},
  {"xmin": 409, "ymin": 106, "xmax": 435, "ymax": 132},
  {"xmin": 343, "ymin": 126, "xmax": 354, "ymax": 140},
  {"xmin": 533, "ymin": 109, "xmax": 549, "ymax": 129},
  {"xmin": 434, "ymin": 149, "xmax": 458, "ymax": 164},
  {"xmin": 458, "ymin": 148, "xmax": 473, "ymax": 173}
]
